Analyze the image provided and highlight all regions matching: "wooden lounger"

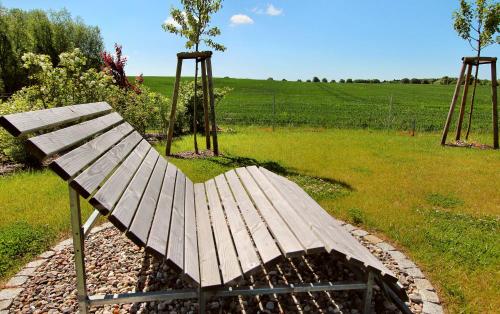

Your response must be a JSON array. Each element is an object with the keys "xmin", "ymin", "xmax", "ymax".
[{"xmin": 0, "ymin": 102, "xmax": 408, "ymax": 313}]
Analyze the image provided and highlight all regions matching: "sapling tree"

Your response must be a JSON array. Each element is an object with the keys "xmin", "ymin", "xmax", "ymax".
[
  {"xmin": 162, "ymin": 0, "xmax": 225, "ymax": 154},
  {"xmin": 453, "ymin": 0, "xmax": 499, "ymax": 138}
]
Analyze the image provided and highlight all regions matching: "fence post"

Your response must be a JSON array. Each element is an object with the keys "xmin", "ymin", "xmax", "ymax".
[{"xmin": 272, "ymin": 94, "xmax": 276, "ymax": 131}]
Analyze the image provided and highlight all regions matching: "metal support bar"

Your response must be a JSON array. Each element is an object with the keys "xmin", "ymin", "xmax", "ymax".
[
  {"xmin": 207, "ymin": 281, "xmax": 367, "ymax": 298},
  {"xmin": 363, "ymin": 272, "xmax": 375, "ymax": 314},
  {"xmin": 83, "ymin": 209, "xmax": 101, "ymax": 238},
  {"xmin": 85, "ymin": 281, "xmax": 367, "ymax": 308},
  {"xmin": 88, "ymin": 289, "xmax": 198, "ymax": 306},
  {"xmin": 69, "ymin": 186, "xmax": 89, "ymax": 314}
]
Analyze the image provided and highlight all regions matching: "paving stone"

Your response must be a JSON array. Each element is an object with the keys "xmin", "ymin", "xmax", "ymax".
[
  {"xmin": 397, "ymin": 259, "xmax": 417, "ymax": 269},
  {"xmin": 39, "ymin": 250, "xmax": 55, "ymax": 259},
  {"xmin": 58, "ymin": 239, "xmax": 73, "ymax": 247},
  {"xmin": 405, "ymin": 267, "xmax": 425, "ymax": 279},
  {"xmin": 5, "ymin": 276, "xmax": 28, "ymax": 287},
  {"xmin": 422, "ymin": 301, "xmax": 444, "ymax": 314},
  {"xmin": 0, "ymin": 288, "xmax": 23, "ymax": 300},
  {"xmin": 17, "ymin": 267, "xmax": 36, "ymax": 277},
  {"xmin": 414, "ymin": 278, "xmax": 434, "ymax": 291},
  {"xmin": 388, "ymin": 250, "xmax": 406, "ymax": 260},
  {"xmin": 25, "ymin": 259, "xmax": 46, "ymax": 269},
  {"xmin": 376, "ymin": 242, "xmax": 395, "ymax": 251},
  {"xmin": 420, "ymin": 289, "xmax": 440, "ymax": 303},
  {"xmin": 0, "ymin": 299, "xmax": 13, "ymax": 310},
  {"xmin": 363, "ymin": 234, "xmax": 383, "ymax": 244},
  {"xmin": 352, "ymin": 229, "xmax": 368, "ymax": 237},
  {"xmin": 343, "ymin": 224, "xmax": 356, "ymax": 232}
]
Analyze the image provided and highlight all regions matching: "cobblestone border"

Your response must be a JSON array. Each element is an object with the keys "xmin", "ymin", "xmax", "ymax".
[
  {"xmin": 342, "ymin": 223, "xmax": 444, "ymax": 314},
  {"xmin": 1, "ymin": 222, "xmax": 443, "ymax": 314}
]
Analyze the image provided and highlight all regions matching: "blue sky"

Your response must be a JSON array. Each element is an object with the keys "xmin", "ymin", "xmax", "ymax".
[{"xmin": 2, "ymin": 0, "xmax": 499, "ymax": 80}]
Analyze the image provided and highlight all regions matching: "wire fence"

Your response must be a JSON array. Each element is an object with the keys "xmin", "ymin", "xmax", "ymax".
[{"xmin": 215, "ymin": 93, "xmax": 494, "ymax": 133}]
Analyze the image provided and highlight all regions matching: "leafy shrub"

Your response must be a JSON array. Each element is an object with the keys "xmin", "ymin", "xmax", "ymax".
[
  {"xmin": 0, "ymin": 49, "xmax": 168, "ymax": 163},
  {"xmin": 346, "ymin": 78, "xmax": 353, "ymax": 83},
  {"xmin": 321, "ymin": 78, "xmax": 328, "ymax": 83},
  {"xmin": 176, "ymin": 81, "xmax": 231, "ymax": 135},
  {"xmin": 401, "ymin": 78, "xmax": 410, "ymax": 84},
  {"xmin": 0, "ymin": 221, "xmax": 53, "ymax": 277},
  {"xmin": 339, "ymin": 79, "xmax": 346, "ymax": 83},
  {"xmin": 312, "ymin": 77, "xmax": 320, "ymax": 83}
]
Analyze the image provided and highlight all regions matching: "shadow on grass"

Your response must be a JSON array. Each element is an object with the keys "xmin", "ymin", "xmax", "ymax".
[{"xmin": 207, "ymin": 153, "xmax": 354, "ymax": 192}]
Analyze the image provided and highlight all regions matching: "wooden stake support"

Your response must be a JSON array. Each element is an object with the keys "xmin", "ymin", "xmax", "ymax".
[
  {"xmin": 441, "ymin": 57, "xmax": 498, "ymax": 149},
  {"xmin": 166, "ymin": 51, "xmax": 219, "ymax": 156}
]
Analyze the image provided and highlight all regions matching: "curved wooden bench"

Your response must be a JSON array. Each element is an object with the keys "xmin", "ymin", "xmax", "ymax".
[{"xmin": 0, "ymin": 102, "xmax": 408, "ymax": 313}]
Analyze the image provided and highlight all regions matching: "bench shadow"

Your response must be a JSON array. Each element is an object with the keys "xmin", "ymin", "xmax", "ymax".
[{"xmin": 207, "ymin": 154, "xmax": 354, "ymax": 191}]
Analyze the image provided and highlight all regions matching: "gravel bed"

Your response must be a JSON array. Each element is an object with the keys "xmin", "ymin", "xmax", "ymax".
[{"xmin": 4, "ymin": 225, "xmax": 424, "ymax": 314}]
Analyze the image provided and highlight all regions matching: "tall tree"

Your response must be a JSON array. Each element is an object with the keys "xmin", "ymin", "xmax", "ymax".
[
  {"xmin": 0, "ymin": 7, "xmax": 104, "ymax": 94},
  {"xmin": 162, "ymin": 0, "xmax": 225, "ymax": 154},
  {"xmin": 453, "ymin": 0, "xmax": 500, "ymax": 138}
]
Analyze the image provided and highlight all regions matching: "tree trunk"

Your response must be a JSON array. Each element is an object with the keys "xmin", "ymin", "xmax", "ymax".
[{"xmin": 465, "ymin": 47, "xmax": 481, "ymax": 140}]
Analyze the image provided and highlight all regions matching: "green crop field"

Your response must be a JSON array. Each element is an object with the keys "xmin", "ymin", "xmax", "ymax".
[{"xmin": 142, "ymin": 76, "xmax": 494, "ymax": 133}]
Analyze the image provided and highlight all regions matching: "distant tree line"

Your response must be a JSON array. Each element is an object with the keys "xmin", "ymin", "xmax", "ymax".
[
  {"xmin": 0, "ymin": 6, "xmax": 104, "ymax": 94},
  {"xmin": 284, "ymin": 76, "xmax": 497, "ymax": 85}
]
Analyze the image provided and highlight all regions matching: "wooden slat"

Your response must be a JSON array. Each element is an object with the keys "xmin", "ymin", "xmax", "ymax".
[
  {"xmin": 109, "ymin": 149, "xmax": 159, "ymax": 231},
  {"xmin": 264, "ymin": 169, "xmax": 394, "ymax": 277},
  {"xmin": 0, "ymin": 102, "xmax": 112, "ymax": 137},
  {"xmin": 183, "ymin": 178, "xmax": 200, "ymax": 284},
  {"xmin": 235, "ymin": 167, "xmax": 303, "ymax": 257},
  {"xmin": 214, "ymin": 174, "xmax": 261, "ymax": 274},
  {"xmin": 89, "ymin": 141, "xmax": 151, "ymax": 214},
  {"xmin": 146, "ymin": 163, "xmax": 177, "ymax": 256},
  {"xmin": 205, "ymin": 179, "xmax": 242, "ymax": 284},
  {"xmin": 127, "ymin": 158, "xmax": 167, "ymax": 246},
  {"xmin": 166, "ymin": 171, "xmax": 186, "ymax": 270},
  {"xmin": 70, "ymin": 132, "xmax": 143, "ymax": 198},
  {"xmin": 194, "ymin": 183, "xmax": 221, "ymax": 288},
  {"xmin": 247, "ymin": 166, "xmax": 325, "ymax": 254},
  {"xmin": 51, "ymin": 122, "xmax": 134, "ymax": 180},
  {"xmin": 260, "ymin": 168, "xmax": 353, "ymax": 257},
  {"xmin": 224, "ymin": 170, "xmax": 281, "ymax": 264},
  {"xmin": 26, "ymin": 112, "xmax": 123, "ymax": 160}
]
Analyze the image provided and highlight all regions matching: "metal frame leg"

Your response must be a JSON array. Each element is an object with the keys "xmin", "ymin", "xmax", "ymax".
[
  {"xmin": 199, "ymin": 288, "xmax": 206, "ymax": 313},
  {"xmin": 363, "ymin": 271, "xmax": 374, "ymax": 314},
  {"xmin": 69, "ymin": 186, "xmax": 89, "ymax": 314}
]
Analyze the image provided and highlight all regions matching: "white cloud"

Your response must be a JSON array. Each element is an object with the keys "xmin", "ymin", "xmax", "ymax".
[
  {"xmin": 266, "ymin": 4, "xmax": 283, "ymax": 16},
  {"xmin": 252, "ymin": 4, "xmax": 283, "ymax": 16},
  {"xmin": 164, "ymin": 11, "xmax": 187, "ymax": 28},
  {"xmin": 164, "ymin": 16, "xmax": 180, "ymax": 28},
  {"xmin": 230, "ymin": 14, "xmax": 254, "ymax": 26}
]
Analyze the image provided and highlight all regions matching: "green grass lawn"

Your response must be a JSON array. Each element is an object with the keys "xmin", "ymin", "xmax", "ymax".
[
  {"xmin": 0, "ymin": 127, "xmax": 498, "ymax": 313},
  {"xmin": 142, "ymin": 76, "xmax": 495, "ymax": 133}
]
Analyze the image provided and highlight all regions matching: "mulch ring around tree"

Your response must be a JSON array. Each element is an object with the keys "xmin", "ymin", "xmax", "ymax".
[
  {"xmin": 2, "ymin": 223, "xmax": 435, "ymax": 314},
  {"xmin": 170, "ymin": 149, "xmax": 222, "ymax": 159}
]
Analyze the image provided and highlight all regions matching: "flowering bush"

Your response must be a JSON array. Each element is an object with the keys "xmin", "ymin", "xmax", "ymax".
[{"xmin": 0, "ymin": 49, "xmax": 169, "ymax": 164}]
